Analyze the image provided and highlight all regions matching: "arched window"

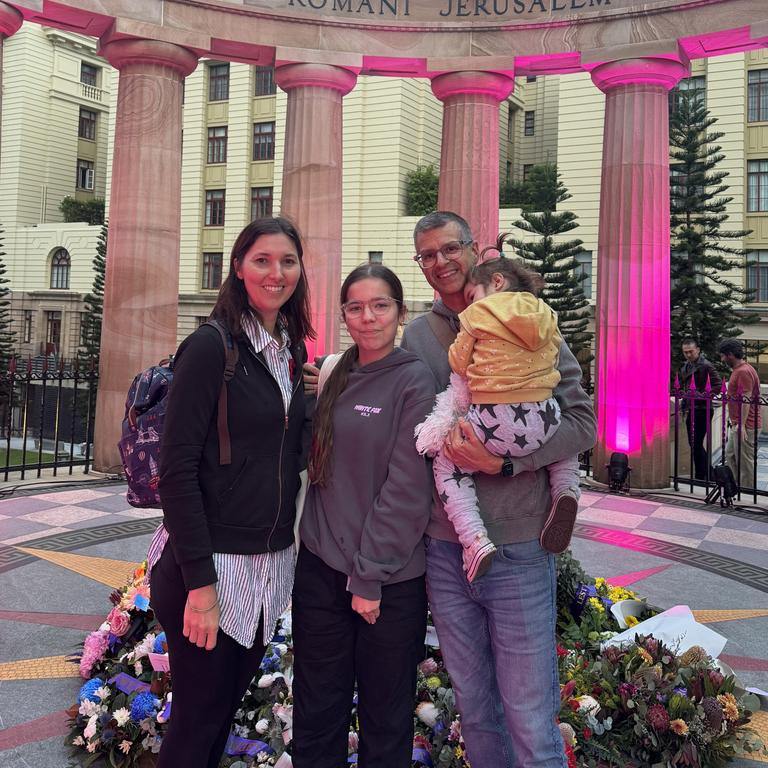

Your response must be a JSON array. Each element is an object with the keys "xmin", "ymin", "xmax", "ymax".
[{"xmin": 50, "ymin": 248, "xmax": 71, "ymax": 290}]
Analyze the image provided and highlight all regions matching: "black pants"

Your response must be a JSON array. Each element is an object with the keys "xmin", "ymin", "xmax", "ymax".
[
  {"xmin": 292, "ymin": 546, "xmax": 427, "ymax": 768},
  {"xmin": 150, "ymin": 545, "xmax": 266, "ymax": 768},
  {"xmin": 685, "ymin": 408, "xmax": 713, "ymax": 481}
]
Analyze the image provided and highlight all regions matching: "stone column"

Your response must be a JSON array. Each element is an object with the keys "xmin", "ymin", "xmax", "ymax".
[
  {"xmin": 431, "ymin": 71, "xmax": 514, "ymax": 251},
  {"xmin": 275, "ymin": 63, "xmax": 357, "ymax": 361},
  {"xmin": 93, "ymin": 39, "xmax": 197, "ymax": 472},
  {"xmin": 0, "ymin": 3, "xmax": 23, "ymax": 159},
  {"xmin": 591, "ymin": 57, "xmax": 689, "ymax": 489}
]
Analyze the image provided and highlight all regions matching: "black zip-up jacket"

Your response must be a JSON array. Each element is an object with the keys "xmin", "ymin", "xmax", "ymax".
[
  {"xmin": 158, "ymin": 323, "xmax": 307, "ymax": 590},
  {"xmin": 679, "ymin": 355, "xmax": 722, "ymax": 412}
]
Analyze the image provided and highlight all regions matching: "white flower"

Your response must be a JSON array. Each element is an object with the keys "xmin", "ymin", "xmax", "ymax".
[
  {"xmin": 576, "ymin": 695, "xmax": 600, "ymax": 715},
  {"xmin": 255, "ymin": 718, "xmax": 270, "ymax": 734},
  {"xmin": 134, "ymin": 660, "xmax": 143, "ymax": 676},
  {"xmin": 257, "ymin": 674, "xmax": 275, "ymax": 688},
  {"xmin": 78, "ymin": 700, "xmax": 100, "ymax": 718},
  {"xmin": 415, "ymin": 702, "xmax": 440, "ymax": 727},
  {"xmin": 99, "ymin": 622, "xmax": 110, "ymax": 632},
  {"xmin": 234, "ymin": 724, "xmax": 250, "ymax": 737},
  {"xmin": 72, "ymin": 736, "xmax": 85, "ymax": 746},
  {"xmin": 83, "ymin": 715, "xmax": 98, "ymax": 739},
  {"xmin": 113, "ymin": 707, "xmax": 131, "ymax": 727},
  {"xmin": 275, "ymin": 643, "xmax": 288, "ymax": 655},
  {"xmin": 256, "ymin": 751, "xmax": 269, "ymax": 763},
  {"xmin": 94, "ymin": 686, "xmax": 111, "ymax": 702}
]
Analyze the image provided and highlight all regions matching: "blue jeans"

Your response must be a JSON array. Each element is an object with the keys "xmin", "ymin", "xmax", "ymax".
[{"xmin": 425, "ymin": 537, "xmax": 566, "ymax": 768}]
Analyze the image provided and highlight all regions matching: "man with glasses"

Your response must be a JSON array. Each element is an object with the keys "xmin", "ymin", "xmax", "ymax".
[{"xmin": 401, "ymin": 211, "xmax": 596, "ymax": 768}]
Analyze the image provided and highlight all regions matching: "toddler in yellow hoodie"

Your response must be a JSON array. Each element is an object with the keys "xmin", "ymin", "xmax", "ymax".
[{"xmin": 416, "ymin": 256, "xmax": 581, "ymax": 582}]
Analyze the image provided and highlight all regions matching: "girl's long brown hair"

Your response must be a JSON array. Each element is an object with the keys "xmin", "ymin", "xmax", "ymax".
[
  {"xmin": 210, "ymin": 217, "xmax": 316, "ymax": 345},
  {"xmin": 309, "ymin": 264, "xmax": 405, "ymax": 486}
]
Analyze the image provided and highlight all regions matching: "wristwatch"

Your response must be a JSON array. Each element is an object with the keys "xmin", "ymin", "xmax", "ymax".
[{"xmin": 501, "ymin": 457, "xmax": 514, "ymax": 477}]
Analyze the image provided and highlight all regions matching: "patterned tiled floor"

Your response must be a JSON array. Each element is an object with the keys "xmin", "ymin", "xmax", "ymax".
[{"xmin": 0, "ymin": 480, "xmax": 766, "ymax": 766}]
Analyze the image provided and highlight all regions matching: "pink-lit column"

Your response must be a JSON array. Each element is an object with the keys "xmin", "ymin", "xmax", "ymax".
[
  {"xmin": 275, "ymin": 63, "xmax": 357, "ymax": 360},
  {"xmin": 93, "ymin": 39, "xmax": 197, "ymax": 472},
  {"xmin": 591, "ymin": 57, "xmax": 689, "ymax": 488},
  {"xmin": 0, "ymin": 3, "xmax": 23, "ymax": 157},
  {"xmin": 431, "ymin": 71, "xmax": 514, "ymax": 251}
]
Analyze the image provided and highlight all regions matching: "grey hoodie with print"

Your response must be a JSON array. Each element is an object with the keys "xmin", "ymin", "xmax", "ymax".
[
  {"xmin": 401, "ymin": 300, "xmax": 597, "ymax": 546},
  {"xmin": 299, "ymin": 347, "xmax": 436, "ymax": 601}
]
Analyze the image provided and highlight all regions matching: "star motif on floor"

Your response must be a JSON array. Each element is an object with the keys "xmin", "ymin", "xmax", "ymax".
[
  {"xmin": 511, "ymin": 403, "xmax": 530, "ymax": 425},
  {"xmin": 538, "ymin": 401, "xmax": 560, "ymax": 435}
]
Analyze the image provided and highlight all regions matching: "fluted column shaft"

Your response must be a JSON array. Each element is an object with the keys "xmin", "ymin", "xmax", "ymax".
[
  {"xmin": 275, "ymin": 63, "xmax": 357, "ymax": 361},
  {"xmin": 591, "ymin": 57, "xmax": 689, "ymax": 488},
  {"xmin": 431, "ymin": 71, "xmax": 514, "ymax": 251},
  {"xmin": 0, "ymin": 3, "xmax": 23, "ymax": 161},
  {"xmin": 93, "ymin": 39, "xmax": 197, "ymax": 472}
]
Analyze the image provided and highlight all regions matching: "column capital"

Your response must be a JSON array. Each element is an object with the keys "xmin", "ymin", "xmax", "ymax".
[
  {"xmin": 431, "ymin": 71, "xmax": 514, "ymax": 103},
  {"xmin": 590, "ymin": 57, "xmax": 690, "ymax": 94},
  {"xmin": 98, "ymin": 38, "xmax": 198, "ymax": 77},
  {"xmin": 0, "ymin": 2, "xmax": 23, "ymax": 39},
  {"xmin": 275, "ymin": 63, "xmax": 357, "ymax": 95}
]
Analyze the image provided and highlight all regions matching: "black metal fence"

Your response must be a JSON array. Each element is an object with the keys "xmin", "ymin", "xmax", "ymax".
[{"xmin": 0, "ymin": 357, "xmax": 99, "ymax": 480}]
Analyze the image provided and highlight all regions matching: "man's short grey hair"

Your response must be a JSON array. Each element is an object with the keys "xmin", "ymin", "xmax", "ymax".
[{"xmin": 413, "ymin": 211, "xmax": 473, "ymax": 246}]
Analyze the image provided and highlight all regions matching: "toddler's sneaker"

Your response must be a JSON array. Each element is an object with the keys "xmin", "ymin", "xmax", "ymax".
[
  {"xmin": 540, "ymin": 491, "xmax": 579, "ymax": 554},
  {"xmin": 463, "ymin": 534, "xmax": 496, "ymax": 582}
]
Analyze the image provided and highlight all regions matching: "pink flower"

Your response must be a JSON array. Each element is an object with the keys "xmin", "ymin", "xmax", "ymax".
[
  {"xmin": 418, "ymin": 658, "xmax": 439, "ymax": 675},
  {"xmin": 107, "ymin": 608, "xmax": 131, "ymax": 637},
  {"xmin": 79, "ymin": 631, "xmax": 109, "ymax": 678}
]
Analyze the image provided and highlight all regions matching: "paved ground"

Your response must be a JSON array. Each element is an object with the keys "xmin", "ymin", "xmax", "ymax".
[{"xmin": 0, "ymin": 480, "xmax": 766, "ymax": 767}]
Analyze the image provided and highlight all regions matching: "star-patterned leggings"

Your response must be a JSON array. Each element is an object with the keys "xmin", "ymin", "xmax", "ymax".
[{"xmin": 433, "ymin": 397, "xmax": 581, "ymax": 548}]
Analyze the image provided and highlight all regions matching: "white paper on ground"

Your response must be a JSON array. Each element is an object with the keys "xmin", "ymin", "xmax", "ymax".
[
  {"xmin": 425, "ymin": 625, "xmax": 439, "ymax": 648},
  {"xmin": 610, "ymin": 599, "xmax": 647, "ymax": 629},
  {"xmin": 147, "ymin": 652, "xmax": 170, "ymax": 672},
  {"xmin": 601, "ymin": 605, "xmax": 727, "ymax": 658},
  {"xmin": 274, "ymin": 752, "xmax": 293, "ymax": 767}
]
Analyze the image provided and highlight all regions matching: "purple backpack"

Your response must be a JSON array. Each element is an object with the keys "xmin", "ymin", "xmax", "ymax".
[{"xmin": 118, "ymin": 321, "xmax": 239, "ymax": 508}]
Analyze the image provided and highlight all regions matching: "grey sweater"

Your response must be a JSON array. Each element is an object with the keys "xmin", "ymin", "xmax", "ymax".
[
  {"xmin": 299, "ymin": 348, "xmax": 436, "ymax": 600},
  {"xmin": 401, "ymin": 300, "xmax": 597, "ymax": 546}
]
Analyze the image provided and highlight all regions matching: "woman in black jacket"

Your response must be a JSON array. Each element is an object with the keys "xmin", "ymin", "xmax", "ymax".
[{"xmin": 149, "ymin": 217, "xmax": 314, "ymax": 768}]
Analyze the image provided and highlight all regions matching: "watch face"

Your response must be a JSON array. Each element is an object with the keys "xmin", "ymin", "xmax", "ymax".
[{"xmin": 502, "ymin": 459, "xmax": 514, "ymax": 477}]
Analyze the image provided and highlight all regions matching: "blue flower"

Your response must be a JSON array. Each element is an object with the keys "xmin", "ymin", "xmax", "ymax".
[
  {"xmin": 153, "ymin": 632, "xmax": 167, "ymax": 653},
  {"xmin": 673, "ymin": 687, "xmax": 688, "ymax": 698},
  {"xmin": 130, "ymin": 692, "xmax": 160, "ymax": 722},
  {"xmin": 78, "ymin": 678, "xmax": 105, "ymax": 703},
  {"xmin": 101, "ymin": 727, "xmax": 116, "ymax": 745},
  {"xmin": 133, "ymin": 594, "xmax": 150, "ymax": 612},
  {"xmin": 260, "ymin": 653, "xmax": 281, "ymax": 673}
]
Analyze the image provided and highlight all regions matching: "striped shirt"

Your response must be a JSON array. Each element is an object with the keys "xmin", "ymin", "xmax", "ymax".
[{"xmin": 147, "ymin": 314, "xmax": 297, "ymax": 648}]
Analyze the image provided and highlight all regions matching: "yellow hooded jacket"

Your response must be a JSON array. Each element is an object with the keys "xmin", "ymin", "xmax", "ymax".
[{"xmin": 448, "ymin": 291, "xmax": 562, "ymax": 404}]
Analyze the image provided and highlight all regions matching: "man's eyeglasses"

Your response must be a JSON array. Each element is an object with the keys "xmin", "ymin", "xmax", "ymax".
[
  {"xmin": 341, "ymin": 296, "xmax": 401, "ymax": 318},
  {"xmin": 413, "ymin": 240, "xmax": 472, "ymax": 269}
]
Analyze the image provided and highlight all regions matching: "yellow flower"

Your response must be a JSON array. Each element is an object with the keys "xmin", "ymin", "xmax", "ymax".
[
  {"xmin": 426, "ymin": 675, "xmax": 442, "ymax": 691},
  {"xmin": 638, "ymin": 647, "xmax": 653, "ymax": 664},
  {"xmin": 595, "ymin": 578, "xmax": 606, "ymax": 588},
  {"xmin": 670, "ymin": 719, "xmax": 689, "ymax": 736},
  {"xmin": 588, "ymin": 597, "xmax": 605, "ymax": 613},
  {"xmin": 625, "ymin": 615, "xmax": 639, "ymax": 628},
  {"xmin": 717, "ymin": 693, "xmax": 739, "ymax": 722}
]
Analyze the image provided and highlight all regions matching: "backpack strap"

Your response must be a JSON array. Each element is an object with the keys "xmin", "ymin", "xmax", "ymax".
[
  {"xmin": 203, "ymin": 320, "xmax": 240, "ymax": 466},
  {"xmin": 426, "ymin": 311, "xmax": 457, "ymax": 352},
  {"xmin": 317, "ymin": 352, "xmax": 344, "ymax": 397}
]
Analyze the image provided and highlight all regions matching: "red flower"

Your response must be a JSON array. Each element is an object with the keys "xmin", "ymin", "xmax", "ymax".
[
  {"xmin": 565, "ymin": 742, "xmax": 578, "ymax": 768},
  {"xmin": 592, "ymin": 685, "xmax": 603, "ymax": 697},
  {"xmin": 568, "ymin": 699, "xmax": 580, "ymax": 712},
  {"xmin": 582, "ymin": 727, "xmax": 593, "ymax": 740},
  {"xmin": 556, "ymin": 644, "xmax": 569, "ymax": 658},
  {"xmin": 560, "ymin": 680, "xmax": 576, "ymax": 700}
]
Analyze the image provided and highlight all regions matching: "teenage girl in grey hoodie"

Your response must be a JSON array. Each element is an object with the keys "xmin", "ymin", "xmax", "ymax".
[{"xmin": 292, "ymin": 264, "xmax": 435, "ymax": 768}]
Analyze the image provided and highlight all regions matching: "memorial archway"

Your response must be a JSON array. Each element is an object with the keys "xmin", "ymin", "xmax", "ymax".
[{"xmin": 2, "ymin": 0, "xmax": 767, "ymax": 486}]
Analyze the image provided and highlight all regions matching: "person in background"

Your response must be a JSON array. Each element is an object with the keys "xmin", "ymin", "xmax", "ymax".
[{"xmin": 149, "ymin": 217, "xmax": 314, "ymax": 768}]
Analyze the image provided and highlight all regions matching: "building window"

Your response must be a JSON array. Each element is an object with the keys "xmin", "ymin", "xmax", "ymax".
[
  {"xmin": 670, "ymin": 75, "xmax": 706, "ymax": 111},
  {"xmin": 80, "ymin": 62, "xmax": 99, "ymax": 86},
  {"xmin": 76, "ymin": 159, "xmax": 95, "ymax": 190},
  {"xmin": 202, "ymin": 252, "xmax": 223, "ymax": 290},
  {"xmin": 747, "ymin": 160, "xmax": 768, "ymax": 212},
  {"xmin": 207, "ymin": 126, "xmax": 228, "ymax": 164},
  {"xmin": 368, "ymin": 251, "xmax": 383, "ymax": 264},
  {"xmin": 204, "ymin": 190, "xmax": 225, "ymax": 226},
  {"xmin": 255, "ymin": 66, "xmax": 276, "ymax": 96},
  {"xmin": 523, "ymin": 164, "xmax": 533, "ymax": 182},
  {"xmin": 50, "ymin": 249, "xmax": 71, "ymax": 290},
  {"xmin": 575, "ymin": 251, "xmax": 593, "ymax": 300},
  {"xmin": 23, "ymin": 310, "xmax": 32, "ymax": 344},
  {"xmin": 524, "ymin": 111, "xmax": 535, "ymax": 136},
  {"xmin": 46, "ymin": 311, "xmax": 62, "ymax": 353},
  {"xmin": 748, "ymin": 70, "xmax": 768, "ymax": 123},
  {"xmin": 208, "ymin": 63, "xmax": 230, "ymax": 102},
  {"xmin": 526, "ymin": 75, "xmax": 537, "ymax": 83},
  {"xmin": 78, "ymin": 108, "xmax": 97, "ymax": 140},
  {"xmin": 747, "ymin": 250, "xmax": 768, "ymax": 303},
  {"xmin": 251, "ymin": 187, "xmax": 274, "ymax": 220},
  {"xmin": 253, "ymin": 122, "xmax": 276, "ymax": 161},
  {"xmin": 505, "ymin": 161, "xmax": 512, "ymax": 186}
]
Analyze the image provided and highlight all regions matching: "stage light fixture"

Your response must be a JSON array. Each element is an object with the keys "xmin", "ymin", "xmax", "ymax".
[{"xmin": 606, "ymin": 452, "xmax": 631, "ymax": 492}]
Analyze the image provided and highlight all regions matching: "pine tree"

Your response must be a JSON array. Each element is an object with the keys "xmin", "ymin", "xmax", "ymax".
[
  {"xmin": 505, "ymin": 166, "xmax": 593, "ymax": 369},
  {"xmin": 669, "ymin": 89, "xmax": 755, "ymax": 371},
  {"xmin": 78, "ymin": 222, "xmax": 107, "ymax": 371}
]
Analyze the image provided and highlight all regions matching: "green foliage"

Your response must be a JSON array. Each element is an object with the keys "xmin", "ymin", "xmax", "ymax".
[
  {"xmin": 499, "ymin": 180, "xmax": 529, "ymax": 208},
  {"xmin": 669, "ymin": 89, "xmax": 756, "ymax": 372},
  {"xmin": 504, "ymin": 167, "xmax": 593, "ymax": 367},
  {"xmin": 78, "ymin": 222, "xmax": 107, "ymax": 370},
  {"xmin": 59, "ymin": 196, "xmax": 105, "ymax": 225},
  {"xmin": 499, "ymin": 163, "xmax": 561, "ymax": 212},
  {"xmin": 405, "ymin": 165, "xmax": 439, "ymax": 216}
]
